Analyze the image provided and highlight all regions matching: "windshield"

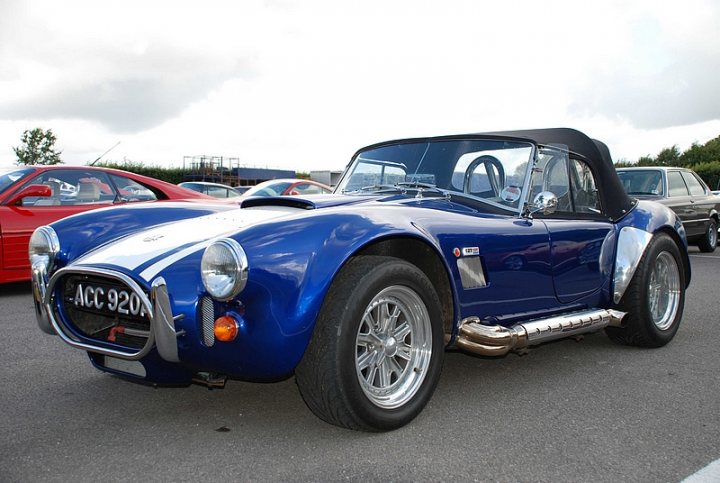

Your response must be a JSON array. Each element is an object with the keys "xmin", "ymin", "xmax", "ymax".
[
  {"xmin": 617, "ymin": 169, "xmax": 664, "ymax": 196},
  {"xmin": 337, "ymin": 139, "xmax": 534, "ymax": 211},
  {"xmin": 0, "ymin": 167, "xmax": 34, "ymax": 196},
  {"xmin": 245, "ymin": 181, "xmax": 293, "ymax": 197}
]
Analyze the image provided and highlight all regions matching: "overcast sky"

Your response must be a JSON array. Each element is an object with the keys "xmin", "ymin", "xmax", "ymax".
[{"xmin": 1, "ymin": 0, "xmax": 719, "ymax": 171}]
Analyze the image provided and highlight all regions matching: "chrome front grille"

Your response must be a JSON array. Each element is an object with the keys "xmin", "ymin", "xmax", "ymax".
[
  {"xmin": 44, "ymin": 266, "xmax": 157, "ymax": 361},
  {"xmin": 59, "ymin": 273, "xmax": 151, "ymax": 349},
  {"xmin": 201, "ymin": 296, "xmax": 215, "ymax": 347}
]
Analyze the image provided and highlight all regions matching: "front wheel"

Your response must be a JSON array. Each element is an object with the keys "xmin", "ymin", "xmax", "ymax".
[
  {"xmin": 295, "ymin": 256, "xmax": 444, "ymax": 431},
  {"xmin": 697, "ymin": 219, "xmax": 717, "ymax": 253},
  {"xmin": 606, "ymin": 233, "xmax": 686, "ymax": 347}
]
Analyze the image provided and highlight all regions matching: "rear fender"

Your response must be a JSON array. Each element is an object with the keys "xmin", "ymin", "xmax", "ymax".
[{"xmin": 613, "ymin": 200, "xmax": 691, "ymax": 303}]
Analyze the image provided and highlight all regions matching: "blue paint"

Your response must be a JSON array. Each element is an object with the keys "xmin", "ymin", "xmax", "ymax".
[{"xmin": 42, "ymin": 180, "xmax": 690, "ymax": 384}]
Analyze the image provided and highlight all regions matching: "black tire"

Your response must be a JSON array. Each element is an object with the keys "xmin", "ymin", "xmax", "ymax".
[
  {"xmin": 606, "ymin": 233, "xmax": 686, "ymax": 347},
  {"xmin": 295, "ymin": 255, "xmax": 444, "ymax": 431},
  {"xmin": 697, "ymin": 218, "xmax": 717, "ymax": 253}
]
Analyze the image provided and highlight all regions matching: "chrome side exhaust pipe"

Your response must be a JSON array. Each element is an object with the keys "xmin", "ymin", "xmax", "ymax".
[{"xmin": 456, "ymin": 308, "xmax": 626, "ymax": 357}]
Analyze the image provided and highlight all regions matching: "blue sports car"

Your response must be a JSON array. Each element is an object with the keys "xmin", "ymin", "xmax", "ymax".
[{"xmin": 31, "ymin": 128, "xmax": 690, "ymax": 431}]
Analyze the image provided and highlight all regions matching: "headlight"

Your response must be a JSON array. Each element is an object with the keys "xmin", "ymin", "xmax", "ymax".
[
  {"xmin": 201, "ymin": 238, "xmax": 248, "ymax": 301},
  {"xmin": 28, "ymin": 226, "xmax": 60, "ymax": 272}
]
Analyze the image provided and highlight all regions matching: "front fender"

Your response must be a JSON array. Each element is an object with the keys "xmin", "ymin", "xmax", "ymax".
[{"xmin": 171, "ymin": 209, "xmax": 445, "ymax": 379}]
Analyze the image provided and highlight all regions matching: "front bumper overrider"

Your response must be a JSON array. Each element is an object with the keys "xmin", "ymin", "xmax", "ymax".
[{"xmin": 33, "ymin": 266, "xmax": 182, "ymax": 363}]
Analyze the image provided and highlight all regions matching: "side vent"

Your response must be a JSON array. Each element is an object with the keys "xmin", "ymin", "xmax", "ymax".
[
  {"xmin": 457, "ymin": 256, "xmax": 487, "ymax": 289},
  {"xmin": 200, "ymin": 297, "xmax": 215, "ymax": 347}
]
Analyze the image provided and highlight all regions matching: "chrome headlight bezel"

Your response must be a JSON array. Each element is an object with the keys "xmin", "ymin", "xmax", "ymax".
[
  {"xmin": 201, "ymin": 238, "xmax": 249, "ymax": 301},
  {"xmin": 28, "ymin": 225, "xmax": 60, "ymax": 273}
]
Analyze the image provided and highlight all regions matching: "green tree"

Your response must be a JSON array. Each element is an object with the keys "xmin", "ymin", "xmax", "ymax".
[
  {"xmin": 636, "ymin": 154, "xmax": 656, "ymax": 166},
  {"xmin": 691, "ymin": 160, "xmax": 720, "ymax": 190},
  {"xmin": 655, "ymin": 145, "xmax": 681, "ymax": 166},
  {"xmin": 614, "ymin": 158, "xmax": 634, "ymax": 168},
  {"xmin": 13, "ymin": 128, "xmax": 63, "ymax": 165},
  {"xmin": 680, "ymin": 136, "xmax": 720, "ymax": 166},
  {"xmin": 618, "ymin": 134, "xmax": 720, "ymax": 187}
]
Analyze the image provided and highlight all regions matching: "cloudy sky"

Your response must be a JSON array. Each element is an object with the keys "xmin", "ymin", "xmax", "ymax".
[{"xmin": 1, "ymin": 0, "xmax": 719, "ymax": 171}]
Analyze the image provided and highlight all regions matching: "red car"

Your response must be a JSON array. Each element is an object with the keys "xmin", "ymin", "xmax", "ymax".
[
  {"xmin": 0, "ymin": 165, "xmax": 211, "ymax": 283},
  {"xmin": 243, "ymin": 178, "xmax": 332, "ymax": 197}
]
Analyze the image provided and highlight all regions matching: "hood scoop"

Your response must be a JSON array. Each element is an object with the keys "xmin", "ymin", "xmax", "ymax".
[
  {"xmin": 239, "ymin": 194, "xmax": 370, "ymax": 210},
  {"xmin": 240, "ymin": 197, "xmax": 316, "ymax": 210}
]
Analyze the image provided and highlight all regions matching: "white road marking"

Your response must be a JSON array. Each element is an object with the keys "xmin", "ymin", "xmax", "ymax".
[{"xmin": 681, "ymin": 458, "xmax": 720, "ymax": 482}]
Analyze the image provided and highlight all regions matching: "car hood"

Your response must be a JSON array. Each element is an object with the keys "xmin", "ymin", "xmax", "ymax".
[
  {"xmin": 67, "ymin": 193, "xmax": 486, "ymax": 282},
  {"xmin": 73, "ymin": 205, "xmax": 304, "ymax": 282}
]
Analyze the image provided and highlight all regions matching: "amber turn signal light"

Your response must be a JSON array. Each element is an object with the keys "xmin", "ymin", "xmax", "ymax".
[{"xmin": 214, "ymin": 315, "xmax": 239, "ymax": 342}]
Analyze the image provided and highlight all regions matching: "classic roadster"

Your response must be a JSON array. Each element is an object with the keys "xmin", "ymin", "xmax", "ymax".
[{"xmin": 31, "ymin": 128, "xmax": 690, "ymax": 431}]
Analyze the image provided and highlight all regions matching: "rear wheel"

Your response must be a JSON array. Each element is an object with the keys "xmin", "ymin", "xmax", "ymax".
[
  {"xmin": 606, "ymin": 233, "xmax": 686, "ymax": 347},
  {"xmin": 295, "ymin": 256, "xmax": 444, "ymax": 431},
  {"xmin": 697, "ymin": 219, "xmax": 717, "ymax": 253}
]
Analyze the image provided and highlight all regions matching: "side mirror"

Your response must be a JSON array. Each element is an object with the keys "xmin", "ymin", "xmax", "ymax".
[
  {"xmin": 532, "ymin": 191, "xmax": 558, "ymax": 215},
  {"xmin": 7, "ymin": 184, "xmax": 52, "ymax": 206}
]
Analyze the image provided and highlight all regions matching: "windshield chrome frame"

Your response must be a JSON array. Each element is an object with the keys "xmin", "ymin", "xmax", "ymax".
[
  {"xmin": 337, "ymin": 138, "xmax": 539, "ymax": 216},
  {"xmin": 517, "ymin": 143, "xmax": 539, "ymax": 217}
]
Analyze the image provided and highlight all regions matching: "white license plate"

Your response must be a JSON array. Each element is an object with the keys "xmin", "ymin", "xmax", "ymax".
[{"xmin": 73, "ymin": 282, "xmax": 147, "ymax": 318}]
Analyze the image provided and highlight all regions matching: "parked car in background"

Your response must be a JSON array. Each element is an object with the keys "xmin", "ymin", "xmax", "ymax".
[
  {"xmin": 616, "ymin": 167, "xmax": 719, "ymax": 252},
  {"xmin": 0, "ymin": 165, "xmax": 211, "ymax": 283},
  {"xmin": 178, "ymin": 181, "xmax": 249, "ymax": 198},
  {"xmin": 243, "ymin": 178, "xmax": 332, "ymax": 197},
  {"xmin": 31, "ymin": 128, "xmax": 691, "ymax": 431}
]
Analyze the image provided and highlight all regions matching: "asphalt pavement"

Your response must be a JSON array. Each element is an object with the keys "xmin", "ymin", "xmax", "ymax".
[{"xmin": 1, "ymin": 249, "xmax": 719, "ymax": 482}]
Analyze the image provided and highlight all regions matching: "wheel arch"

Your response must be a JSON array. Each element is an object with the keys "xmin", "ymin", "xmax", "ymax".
[
  {"xmin": 226, "ymin": 208, "xmax": 463, "ymax": 378},
  {"xmin": 614, "ymin": 224, "xmax": 691, "ymax": 304},
  {"xmin": 352, "ymin": 236, "xmax": 457, "ymax": 343},
  {"xmin": 655, "ymin": 226, "xmax": 691, "ymax": 288},
  {"xmin": 613, "ymin": 200, "xmax": 692, "ymax": 303}
]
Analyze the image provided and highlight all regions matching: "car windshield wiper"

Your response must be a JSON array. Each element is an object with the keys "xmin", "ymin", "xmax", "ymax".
[
  {"xmin": 344, "ymin": 182, "xmax": 450, "ymax": 199},
  {"xmin": 396, "ymin": 182, "xmax": 450, "ymax": 198},
  {"xmin": 362, "ymin": 184, "xmax": 403, "ymax": 192},
  {"xmin": 342, "ymin": 184, "xmax": 403, "ymax": 194}
]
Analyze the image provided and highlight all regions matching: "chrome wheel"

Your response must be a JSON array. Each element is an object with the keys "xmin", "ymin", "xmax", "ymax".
[
  {"xmin": 355, "ymin": 285, "xmax": 432, "ymax": 409},
  {"xmin": 647, "ymin": 251, "xmax": 681, "ymax": 330},
  {"xmin": 708, "ymin": 223, "xmax": 717, "ymax": 248}
]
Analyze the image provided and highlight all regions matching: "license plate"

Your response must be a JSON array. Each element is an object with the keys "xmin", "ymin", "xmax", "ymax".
[{"xmin": 71, "ymin": 281, "xmax": 147, "ymax": 319}]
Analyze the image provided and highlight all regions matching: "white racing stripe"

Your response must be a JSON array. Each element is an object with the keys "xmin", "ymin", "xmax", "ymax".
[
  {"xmin": 139, "ymin": 238, "xmax": 216, "ymax": 281},
  {"xmin": 74, "ymin": 206, "xmax": 300, "ymax": 281}
]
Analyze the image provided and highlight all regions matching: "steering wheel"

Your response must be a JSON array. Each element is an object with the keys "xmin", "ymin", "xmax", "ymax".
[{"xmin": 463, "ymin": 155, "xmax": 506, "ymax": 196}]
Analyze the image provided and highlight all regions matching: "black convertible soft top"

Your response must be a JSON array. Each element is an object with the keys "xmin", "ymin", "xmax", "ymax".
[
  {"xmin": 484, "ymin": 128, "xmax": 634, "ymax": 221},
  {"xmin": 355, "ymin": 127, "xmax": 634, "ymax": 222}
]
